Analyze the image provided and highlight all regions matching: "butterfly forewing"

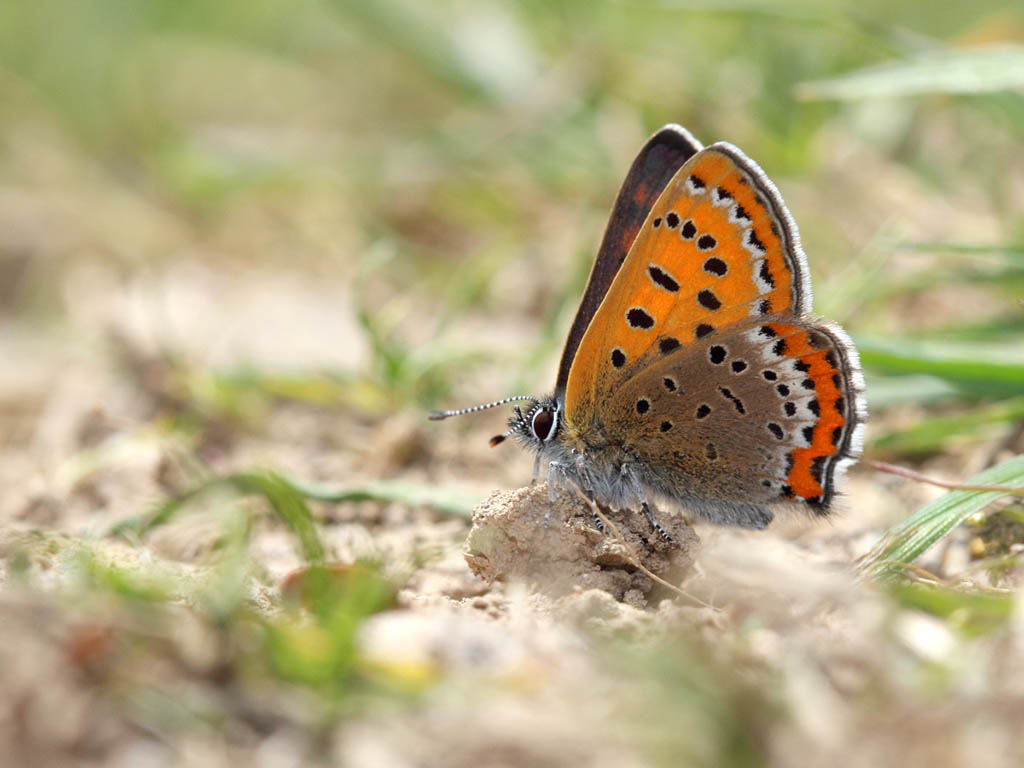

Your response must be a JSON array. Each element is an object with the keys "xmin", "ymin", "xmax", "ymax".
[
  {"xmin": 555, "ymin": 125, "xmax": 703, "ymax": 395},
  {"xmin": 565, "ymin": 143, "xmax": 810, "ymax": 428}
]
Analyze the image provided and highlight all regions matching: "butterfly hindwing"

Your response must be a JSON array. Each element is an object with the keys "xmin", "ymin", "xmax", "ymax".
[{"xmin": 603, "ymin": 317, "xmax": 865, "ymax": 515}]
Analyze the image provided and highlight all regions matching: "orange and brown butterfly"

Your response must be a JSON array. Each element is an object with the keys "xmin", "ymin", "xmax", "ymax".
[{"xmin": 431, "ymin": 125, "xmax": 865, "ymax": 532}]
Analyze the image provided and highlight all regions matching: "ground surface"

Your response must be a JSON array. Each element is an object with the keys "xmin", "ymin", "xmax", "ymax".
[{"xmin": 1, "ymin": 270, "xmax": 1020, "ymax": 767}]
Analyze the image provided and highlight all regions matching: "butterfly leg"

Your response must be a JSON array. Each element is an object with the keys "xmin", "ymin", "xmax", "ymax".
[
  {"xmin": 571, "ymin": 454, "xmax": 605, "ymax": 532},
  {"xmin": 622, "ymin": 464, "xmax": 675, "ymax": 545},
  {"xmin": 546, "ymin": 460, "xmax": 574, "ymax": 527},
  {"xmin": 641, "ymin": 502, "xmax": 675, "ymax": 545},
  {"xmin": 548, "ymin": 460, "xmax": 604, "ymax": 533},
  {"xmin": 545, "ymin": 463, "xmax": 560, "ymax": 527},
  {"xmin": 583, "ymin": 490, "xmax": 605, "ymax": 532}
]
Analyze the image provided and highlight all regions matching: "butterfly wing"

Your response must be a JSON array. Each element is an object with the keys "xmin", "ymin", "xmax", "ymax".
[
  {"xmin": 605, "ymin": 317, "xmax": 865, "ymax": 522},
  {"xmin": 563, "ymin": 142, "xmax": 864, "ymax": 519},
  {"xmin": 566, "ymin": 142, "xmax": 811, "ymax": 412},
  {"xmin": 555, "ymin": 124, "xmax": 703, "ymax": 395}
]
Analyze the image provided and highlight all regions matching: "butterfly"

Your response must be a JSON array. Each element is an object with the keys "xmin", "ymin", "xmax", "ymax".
[{"xmin": 431, "ymin": 125, "xmax": 866, "ymax": 531}]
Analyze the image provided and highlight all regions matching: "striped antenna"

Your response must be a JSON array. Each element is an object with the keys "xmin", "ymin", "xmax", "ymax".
[{"xmin": 428, "ymin": 395, "xmax": 537, "ymax": 421}]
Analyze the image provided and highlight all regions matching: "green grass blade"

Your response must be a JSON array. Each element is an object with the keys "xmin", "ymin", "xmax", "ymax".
[
  {"xmin": 907, "ymin": 318, "xmax": 1024, "ymax": 344},
  {"xmin": 112, "ymin": 472, "xmax": 476, "ymax": 564},
  {"xmin": 856, "ymin": 337, "xmax": 1024, "ymax": 397},
  {"xmin": 862, "ymin": 374, "xmax": 959, "ymax": 410},
  {"xmin": 111, "ymin": 470, "xmax": 325, "ymax": 565},
  {"xmin": 893, "ymin": 583, "xmax": 1014, "ymax": 637},
  {"xmin": 110, "ymin": 480, "xmax": 224, "ymax": 539},
  {"xmin": 239, "ymin": 472, "xmax": 325, "ymax": 565},
  {"xmin": 890, "ymin": 241, "xmax": 1024, "ymax": 261},
  {"xmin": 288, "ymin": 478, "xmax": 477, "ymax": 521},
  {"xmin": 860, "ymin": 455, "xmax": 1024, "ymax": 580},
  {"xmin": 869, "ymin": 396, "xmax": 1024, "ymax": 457},
  {"xmin": 796, "ymin": 44, "xmax": 1024, "ymax": 100}
]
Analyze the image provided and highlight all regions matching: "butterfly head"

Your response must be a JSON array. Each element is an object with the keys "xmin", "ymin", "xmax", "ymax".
[
  {"xmin": 427, "ymin": 394, "xmax": 560, "ymax": 449},
  {"xmin": 503, "ymin": 396, "xmax": 560, "ymax": 451}
]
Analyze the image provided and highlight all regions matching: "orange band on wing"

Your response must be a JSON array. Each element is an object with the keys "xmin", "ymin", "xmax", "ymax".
[{"xmin": 764, "ymin": 323, "xmax": 848, "ymax": 500}]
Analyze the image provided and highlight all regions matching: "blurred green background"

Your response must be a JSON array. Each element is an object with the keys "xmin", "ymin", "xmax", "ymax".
[
  {"xmin": 1, "ymin": 0, "xmax": 1022, "ymax": 444},
  {"xmin": 2, "ymin": 2, "xmax": 1024, "ymax": 766}
]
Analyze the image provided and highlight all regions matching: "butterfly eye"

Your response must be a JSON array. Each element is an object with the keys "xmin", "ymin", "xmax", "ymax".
[{"xmin": 531, "ymin": 408, "xmax": 555, "ymax": 441}]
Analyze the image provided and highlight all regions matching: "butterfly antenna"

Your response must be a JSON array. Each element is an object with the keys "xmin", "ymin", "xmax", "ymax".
[
  {"xmin": 489, "ymin": 428, "xmax": 513, "ymax": 447},
  {"xmin": 428, "ymin": 395, "xmax": 537, "ymax": 421}
]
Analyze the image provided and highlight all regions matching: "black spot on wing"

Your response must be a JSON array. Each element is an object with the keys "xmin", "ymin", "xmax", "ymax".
[
  {"xmin": 697, "ymin": 290, "xmax": 721, "ymax": 310},
  {"xmin": 697, "ymin": 234, "xmax": 717, "ymax": 251},
  {"xmin": 626, "ymin": 307, "xmax": 654, "ymax": 329},
  {"xmin": 747, "ymin": 229, "xmax": 766, "ymax": 253},
  {"xmin": 703, "ymin": 257, "xmax": 728, "ymax": 276},
  {"xmin": 648, "ymin": 264, "xmax": 680, "ymax": 292},
  {"xmin": 718, "ymin": 387, "xmax": 746, "ymax": 415}
]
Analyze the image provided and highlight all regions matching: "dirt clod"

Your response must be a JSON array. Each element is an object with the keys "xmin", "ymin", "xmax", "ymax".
[{"xmin": 464, "ymin": 483, "xmax": 699, "ymax": 605}]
